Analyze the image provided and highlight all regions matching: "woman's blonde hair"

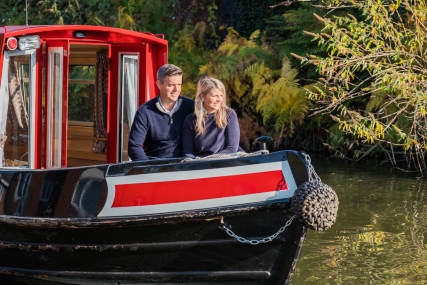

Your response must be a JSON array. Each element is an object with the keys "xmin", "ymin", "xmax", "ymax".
[{"xmin": 194, "ymin": 77, "xmax": 228, "ymax": 135}]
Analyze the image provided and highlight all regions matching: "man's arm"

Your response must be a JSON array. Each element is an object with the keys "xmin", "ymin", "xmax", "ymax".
[
  {"xmin": 182, "ymin": 115, "xmax": 196, "ymax": 158},
  {"xmin": 128, "ymin": 110, "xmax": 149, "ymax": 161}
]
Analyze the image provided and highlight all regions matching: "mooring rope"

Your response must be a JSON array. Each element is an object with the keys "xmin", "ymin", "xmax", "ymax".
[{"xmin": 181, "ymin": 150, "xmax": 269, "ymax": 162}]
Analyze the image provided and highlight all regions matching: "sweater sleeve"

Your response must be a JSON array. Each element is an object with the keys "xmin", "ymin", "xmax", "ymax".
[
  {"xmin": 128, "ymin": 109, "xmax": 149, "ymax": 161},
  {"xmin": 217, "ymin": 110, "xmax": 240, "ymax": 154},
  {"xmin": 182, "ymin": 114, "xmax": 197, "ymax": 158}
]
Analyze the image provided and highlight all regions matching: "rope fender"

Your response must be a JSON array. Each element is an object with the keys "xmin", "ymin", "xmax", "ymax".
[
  {"xmin": 291, "ymin": 180, "xmax": 339, "ymax": 231},
  {"xmin": 291, "ymin": 152, "xmax": 339, "ymax": 231}
]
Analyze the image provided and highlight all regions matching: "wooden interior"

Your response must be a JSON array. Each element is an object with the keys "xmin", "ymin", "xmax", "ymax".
[
  {"xmin": 69, "ymin": 44, "xmax": 108, "ymax": 65},
  {"xmin": 67, "ymin": 124, "xmax": 106, "ymax": 167}
]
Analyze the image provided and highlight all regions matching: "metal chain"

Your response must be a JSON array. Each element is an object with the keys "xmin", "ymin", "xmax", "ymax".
[
  {"xmin": 300, "ymin": 151, "xmax": 321, "ymax": 182},
  {"xmin": 221, "ymin": 215, "xmax": 296, "ymax": 245}
]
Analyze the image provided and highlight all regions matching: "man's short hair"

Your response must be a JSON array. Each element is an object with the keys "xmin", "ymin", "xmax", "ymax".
[{"xmin": 157, "ymin": 64, "xmax": 183, "ymax": 83}]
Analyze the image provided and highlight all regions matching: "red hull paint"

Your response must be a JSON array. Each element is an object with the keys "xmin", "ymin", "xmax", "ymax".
[{"xmin": 113, "ymin": 170, "xmax": 287, "ymax": 207}]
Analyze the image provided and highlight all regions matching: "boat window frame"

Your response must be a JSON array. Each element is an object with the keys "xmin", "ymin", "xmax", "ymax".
[
  {"xmin": 46, "ymin": 47, "xmax": 64, "ymax": 169},
  {"xmin": 0, "ymin": 49, "xmax": 37, "ymax": 168},
  {"xmin": 119, "ymin": 53, "xmax": 139, "ymax": 162}
]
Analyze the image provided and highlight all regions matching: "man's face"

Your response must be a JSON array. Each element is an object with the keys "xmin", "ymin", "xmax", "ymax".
[{"xmin": 156, "ymin": 75, "xmax": 182, "ymax": 106}]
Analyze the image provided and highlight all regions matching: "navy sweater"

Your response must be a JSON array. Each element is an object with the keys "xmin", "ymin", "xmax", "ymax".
[
  {"xmin": 128, "ymin": 96, "xmax": 194, "ymax": 161},
  {"xmin": 182, "ymin": 108, "xmax": 240, "ymax": 158}
]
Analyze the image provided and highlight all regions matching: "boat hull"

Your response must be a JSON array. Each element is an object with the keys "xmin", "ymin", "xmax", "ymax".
[
  {"xmin": 0, "ymin": 151, "xmax": 309, "ymax": 284},
  {"xmin": 0, "ymin": 205, "xmax": 306, "ymax": 284}
]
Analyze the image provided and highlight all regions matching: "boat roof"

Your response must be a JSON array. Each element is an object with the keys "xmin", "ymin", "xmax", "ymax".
[{"xmin": 0, "ymin": 25, "xmax": 166, "ymax": 44}]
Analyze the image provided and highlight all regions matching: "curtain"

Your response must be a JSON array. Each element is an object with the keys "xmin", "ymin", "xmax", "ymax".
[
  {"xmin": 125, "ymin": 57, "xmax": 137, "ymax": 128},
  {"xmin": 92, "ymin": 51, "xmax": 108, "ymax": 153}
]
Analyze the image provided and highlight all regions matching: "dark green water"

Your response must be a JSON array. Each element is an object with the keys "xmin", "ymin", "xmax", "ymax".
[{"xmin": 291, "ymin": 155, "xmax": 427, "ymax": 285}]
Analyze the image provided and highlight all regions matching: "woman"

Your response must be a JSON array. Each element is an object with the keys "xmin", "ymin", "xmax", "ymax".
[{"xmin": 182, "ymin": 77, "xmax": 240, "ymax": 158}]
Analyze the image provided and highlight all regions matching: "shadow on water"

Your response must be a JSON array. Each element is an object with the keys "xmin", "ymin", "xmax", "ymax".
[{"xmin": 292, "ymin": 154, "xmax": 427, "ymax": 285}]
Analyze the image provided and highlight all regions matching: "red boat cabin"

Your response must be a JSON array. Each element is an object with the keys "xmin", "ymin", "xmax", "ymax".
[{"xmin": 0, "ymin": 25, "xmax": 168, "ymax": 169}]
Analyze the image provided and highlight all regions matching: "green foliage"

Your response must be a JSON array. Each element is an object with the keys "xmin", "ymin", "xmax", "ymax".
[
  {"xmin": 301, "ymin": 0, "xmax": 427, "ymax": 172},
  {"xmin": 38, "ymin": 0, "xmax": 111, "ymax": 25},
  {"xmin": 246, "ymin": 58, "xmax": 310, "ymax": 145},
  {"xmin": 199, "ymin": 28, "xmax": 272, "ymax": 109},
  {"xmin": 197, "ymin": 28, "xmax": 310, "ymax": 149},
  {"xmin": 120, "ymin": 0, "xmax": 178, "ymax": 40},
  {"xmin": 268, "ymin": 3, "xmax": 329, "ymax": 79},
  {"xmin": 171, "ymin": 0, "xmax": 221, "ymax": 49},
  {"xmin": 68, "ymin": 66, "xmax": 96, "ymax": 122},
  {"xmin": 0, "ymin": 0, "xmax": 115, "ymax": 26},
  {"xmin": 234, "ymin": 0, "xmax": 288, "ymax": 38},
  {"xmin": 0, "ymin": 0, "xmax": 177, "ymax": 39},
  {"xmin": 168, "ymin": 22, "xmax": 212, "ymax": 97}
]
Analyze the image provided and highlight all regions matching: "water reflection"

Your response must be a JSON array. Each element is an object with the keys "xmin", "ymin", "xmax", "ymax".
[{"xmin": 292, "ymin": 155, "xmax": 427, "ymax": 285}]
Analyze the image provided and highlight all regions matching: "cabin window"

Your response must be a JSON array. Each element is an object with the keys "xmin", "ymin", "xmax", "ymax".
[
  {"xmin": 68, "ymin": 66, "xmax": 95, "ymax": 123},
  {"xmin": 120, "ymin": 55, "xmax": 138, "ymax": 162},
  {"xmin": 0, "ymin": 50, "xmax": 36, "ymax": 168}
]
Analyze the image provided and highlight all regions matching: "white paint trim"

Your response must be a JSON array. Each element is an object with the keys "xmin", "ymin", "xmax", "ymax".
[
  {"xmin": 107, "ymin": 161, "xmax": 282, "ymax": 184},
  {"xmin": 98, "ymin": 190, "xmax": 293, "ymax": 217},
  {"xmin": 282, "ymin": 160, "xmax": 297, "ymax": 195}
]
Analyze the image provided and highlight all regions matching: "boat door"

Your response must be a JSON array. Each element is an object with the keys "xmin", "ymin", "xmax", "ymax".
[
  {"xmin": 44, "ymin": 41, "xmax": 111, "ymax": 168},
  {"xmin": 44, "ymin": 41, "xmax": 69, "ymax": 168},
  {"xmin": 110, "ymin": 43, "xmax": 157, "ymax": 163}
]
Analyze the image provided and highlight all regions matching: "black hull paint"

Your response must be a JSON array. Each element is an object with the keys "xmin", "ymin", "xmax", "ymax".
[
  {"xmin": 0, "ymin": 151, "xmax": 309, "ymax": 284},
  {"xmin": 0, "ymin": 206, "xmax": 306, "ymax": 284}
]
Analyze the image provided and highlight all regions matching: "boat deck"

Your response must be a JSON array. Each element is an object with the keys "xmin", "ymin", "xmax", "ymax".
[{"xmin": 67, "ymin": 125, "xmax": 106, "ymax": 167}]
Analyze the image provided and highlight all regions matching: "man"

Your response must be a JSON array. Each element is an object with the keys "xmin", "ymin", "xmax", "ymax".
[{"xmin": 128, "ymin": 64, "xmax": 194, "ymax": 161}]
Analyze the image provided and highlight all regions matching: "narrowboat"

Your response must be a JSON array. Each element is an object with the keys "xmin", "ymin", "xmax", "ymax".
[{"xmin": 0, "ymin": 25, "xmax": 321, "ymax": 285}]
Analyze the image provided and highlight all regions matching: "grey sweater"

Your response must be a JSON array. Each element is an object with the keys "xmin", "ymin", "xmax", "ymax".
[{"xmin": 182, "ymin": 108, "xmax": 240, "ymax": 158}]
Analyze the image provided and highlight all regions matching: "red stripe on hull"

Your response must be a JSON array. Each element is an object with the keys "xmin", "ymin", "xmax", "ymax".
[{"xmin": 112, "ymin": 170, "xmax": 287, "ymax": 207}]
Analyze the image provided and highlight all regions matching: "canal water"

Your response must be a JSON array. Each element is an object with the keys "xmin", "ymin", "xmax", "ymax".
[{"xmin": 291, "ymin": 155, "xmax": 427, "ymax": 285}]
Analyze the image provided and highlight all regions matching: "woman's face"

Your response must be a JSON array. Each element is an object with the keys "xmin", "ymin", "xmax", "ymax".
[{"xmin": 202, "ymin": 88, "xmax": 224, "ymax": 114}]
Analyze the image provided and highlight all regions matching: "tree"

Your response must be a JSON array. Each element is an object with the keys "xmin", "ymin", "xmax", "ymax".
[
  {"xmin": 169, "ymin": 22, "xmax": 212, "ymax": 97},
  {"xmin": 266, "ymin": 2, "xmax": 327, "ymax": 80},
  {"xmin": 296, "ymin": 0, "xmax": 427, "ymax": 173}
]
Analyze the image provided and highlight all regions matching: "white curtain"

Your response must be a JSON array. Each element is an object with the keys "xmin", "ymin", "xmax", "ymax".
[
  {"xmin": 125, "ymin": 57, "xmax": 138, "ymax": 128},
  {"xmin": 0, "ymin": 57, "xmax": 10, "ymax": 166}
]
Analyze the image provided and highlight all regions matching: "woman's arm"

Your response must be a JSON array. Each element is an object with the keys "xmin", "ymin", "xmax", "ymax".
[{"xmin": 218, "ymin": 109, "xmax": 240, "ymax": 154}]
